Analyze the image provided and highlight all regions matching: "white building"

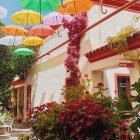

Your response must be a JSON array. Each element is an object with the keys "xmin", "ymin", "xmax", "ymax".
[{"xmin": 11, "ymin": 0, "xmax": 140, "ymax": 124}]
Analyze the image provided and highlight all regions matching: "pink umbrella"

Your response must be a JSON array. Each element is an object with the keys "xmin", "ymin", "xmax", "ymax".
[
  {"xmin": 28, "ymin": 25, "xmax": 55, "ymax": 39},
  {"xmin": 43, "ymin": 12, "xmax": 73, "ymax": 26},
  {"xmin": 43, "ymin": 12, "xmax": 73, "ymax": 37}
]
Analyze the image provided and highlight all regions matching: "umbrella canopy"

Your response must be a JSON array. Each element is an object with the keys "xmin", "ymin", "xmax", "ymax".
[
  {"xmin": 0, "ymin": 35, "xmax": 24, "ymax": 46},
  {"xmin": 57, "ymin": 0, "xmax": 95, "ymax": 15},
  {"xmin": 28, "ymin": 25, "xmax": 55, "ymax": 39},
  {"xmin": 13, "ymin": 48, "xmax": 34, "ymax": 56},
  {"xmin": 22, "ymin": 36, "xmax": 45, "ymax": 47},
  {"xmin": 0, "ymin": 5, "xmax": 7, "ymax": 19},
  {"xmin": 19, "ymin": 0, "xmax": 60, "ymax": 12},
  {"xmin": 43, "ymin": 12, "xmax": 73, "ymax": 25},
  {"xmin": 12, "ymin": 10, "xmax": 43, "ymax": 25},
  {"xmin": 1, "ymin": 25, "xmax": 28, "ymax": 36}
]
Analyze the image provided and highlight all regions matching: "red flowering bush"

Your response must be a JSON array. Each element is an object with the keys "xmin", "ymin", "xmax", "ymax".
[
  {"xmin": 63, "ymin": 12, "xmax": 87, "ymax": 86},
  {"xmin": 58, "ymin": 98, "xmax": 112, "ymax": 140},
  {"xmin": 28, "ymin": 102, "xmax": 63, "ymax": 139},
  {"xmin": 28, "ymin": 82, "xmax": 132, "ymax": 140},
  {"xmin": 58, "ymin": 98, "xmax": 130, "ymax": 140}
]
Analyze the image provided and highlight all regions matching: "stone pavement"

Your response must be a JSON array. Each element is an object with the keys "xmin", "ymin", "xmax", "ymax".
[{"xmin": 0, "ymin": 123, "xmax": 31, "ymax": 140}]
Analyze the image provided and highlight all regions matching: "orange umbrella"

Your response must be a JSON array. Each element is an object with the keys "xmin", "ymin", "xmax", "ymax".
[
  {"xmin": 28, "ymin": 25, "xmax": 55, "ymax": 39},
  {"xmin": 57, "ymin": 0, "xmax": 95, "ymax": 15},
  {"xmin": 1, "ymin": 25, "xmax": 27, "ymax": 36}
]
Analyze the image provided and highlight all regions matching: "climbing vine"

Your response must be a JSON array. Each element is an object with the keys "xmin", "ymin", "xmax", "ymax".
[{"xmin": 63, "ymin": 12, "xmax": 87, "ymax": 86}]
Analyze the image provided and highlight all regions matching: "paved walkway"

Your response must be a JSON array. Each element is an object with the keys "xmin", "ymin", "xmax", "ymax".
[{"xmin": 0, "ymin": 123, "xmax": 31, "ymax": 140}]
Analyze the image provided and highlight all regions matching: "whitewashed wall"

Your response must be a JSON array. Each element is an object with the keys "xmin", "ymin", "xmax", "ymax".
[
  {"xmin": 104, "ymin": 68, "xmax": 130, "ymax": 99},
  {"xmin": 27, "ymin": 5, "xmax": 140, "ymax": 107}
]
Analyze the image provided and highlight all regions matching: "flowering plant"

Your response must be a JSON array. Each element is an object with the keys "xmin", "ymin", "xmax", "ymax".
[
  {"xmin": 63, "ymin": 12, "xmax": 87, "ymax": 86},
  {"xmin": 29, "ymin": 82, "xmax": 132, "ymax": 140},
  {"xmin": 58, "ymin": 98, "xmax": 130, "ymax": 140},
  {"xmin": 28, "ymin": 102, "xmax": 63, "ymax": 139}
]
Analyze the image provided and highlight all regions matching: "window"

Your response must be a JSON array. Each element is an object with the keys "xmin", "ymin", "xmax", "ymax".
[{"xmin": 117, "ymin": 76, "xmax": 131, "ymax": 101}]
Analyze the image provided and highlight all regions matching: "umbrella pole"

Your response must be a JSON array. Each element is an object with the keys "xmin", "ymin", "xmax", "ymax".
[
  {"xmin": 39, "ymin": 0, "xmax": 43, "ymax": 24},
  {"xmin": 74, "ymin": 0, "xmax": 77, "ymax": 15},
  {"xmin": 13, "ymin": 29, "xmax": 17, "ymax": 47},
  {"xmin": 56, "ymin": 16, "xmax": 62, "ymax": 37},
  {"xmin": 100, "ymin": 0, "xmax": 107, "ymax": 14},
  {"xmin": 27, "ymin": 13, "xmax": 29, "ymax": 29}
]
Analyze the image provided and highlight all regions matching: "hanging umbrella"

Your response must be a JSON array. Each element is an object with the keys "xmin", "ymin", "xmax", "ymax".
[
  {"xmin": 57, "ymin": 0, "xmax": 95, "ymax": 15},
  {"xmin": 1, "ymin": 25, "xmax": 28, "ymax": 36},
  {"xmin": 0, "ymin": 5, "xmax": 7, "ymax": 19},
  {"xmin": 28, "ymin": 25, "xmax": 55, "ymax": 39},
  {"xmin": 13, "ymin": 48, "xmax": 34, "ymax": 56},
  {"xmin": 0, "ymin": 35, "xmax": 24, "ymax": 46},
  {"xmin": 43, "ymin": 12, "xmax": 73, "ymax": 37},
  {"xmin": 19, "ymin": 0, "xmax": 61, "ymax": 12},
  {"xmin": 22, "ymin": 36, "xmax": 45, "ymax": 47},
  {"xmin": 43, "ymin": 12, "xmax": 73, "ymax": 26},
  {"xmin": 12, "ymin": 10, "xmax": 43, "ymax": 25}
]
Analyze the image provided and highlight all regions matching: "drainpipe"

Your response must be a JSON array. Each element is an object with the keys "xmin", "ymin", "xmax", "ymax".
[{"xmin": 32, "ymin": 0, "xmax": 139, "ymax": 63}]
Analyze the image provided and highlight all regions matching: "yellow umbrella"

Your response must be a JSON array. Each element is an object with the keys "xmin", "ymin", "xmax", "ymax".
[
  {"xmin": 1, "ymin": 25, "xmax": 27, "ymax": 36},
  {"xmin": 12, "ymin": 10, "xmax": 43, "ymax": 25},
  {"xmin": 57, "ymin": 0, "xmax": 95, "ymax": 15},
  {"xmin": 22, "ymin": 36, "xmax": 45, "ymax": 47}
]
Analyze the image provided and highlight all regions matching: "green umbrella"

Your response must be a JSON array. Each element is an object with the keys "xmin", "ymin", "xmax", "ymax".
[
  {"xmin": 19, "ymin": 0, "xmax": 61, "ymax": 12},
  {"xmin": 13, "ymin": 48, "xmax": 34, "ymax": 56}
]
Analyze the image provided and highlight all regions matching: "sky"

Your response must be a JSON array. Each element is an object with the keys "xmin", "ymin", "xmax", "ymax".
[{"xmin": 0, "ymin": 0, "xmax": 50, "ymax": 25}]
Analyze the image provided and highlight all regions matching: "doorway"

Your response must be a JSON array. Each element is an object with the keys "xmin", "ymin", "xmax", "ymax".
[{"xmin": 116, "ymin": 75, "xmax": 131, "ymax": 101}]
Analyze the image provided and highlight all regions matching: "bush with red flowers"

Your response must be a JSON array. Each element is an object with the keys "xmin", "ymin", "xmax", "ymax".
[
  {"xmin": 28, "ymin": 81, "xmax": 132, "ymax": 140},
  {"xmin": 28, "ymin": 102, "xmax": 63, "ymax": 139},
  {"xmin": 63, "ymin": 12, "xmax": 87, "ymax": 86},
  {"xmin": 58, "ymin": 98, "xmax": 113, "ymax": 140},
  {"xmin": 57, "ymin": 98, "xmax": 131, "ymax": 140}
]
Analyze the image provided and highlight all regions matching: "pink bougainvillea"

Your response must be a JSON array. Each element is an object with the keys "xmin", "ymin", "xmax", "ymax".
[{"xmin": 63, "ymin": 12, "xmax": 87, "ymax": 86}]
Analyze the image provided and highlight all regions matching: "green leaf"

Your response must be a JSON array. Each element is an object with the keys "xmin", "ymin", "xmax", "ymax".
[
  {"xmin": 121, "ymin": 114, "xmax": 135, "ymax": 120},
  {"xmin": 117, "ymin": 100, "xmax": 133, "ymax": 111},
  {"xmin": 136, "ymin": 134, "xmax": 140, "ymax": 140},
  {"xmin": 110, "ymin": 113, "xmax": 122, "ymax": 124},
  {"xmin": 130, "ymin": 119, "xmax": 140, "ymax": 133},
  {"xmin": 131, "ymin": 80, "xmax": 140, "ymax": 94}
]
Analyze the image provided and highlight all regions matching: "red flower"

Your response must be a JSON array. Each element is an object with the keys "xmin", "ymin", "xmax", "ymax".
[
  {"xmin": 117, "ymin": 120, "xmax": 124, "ymax": 125},
  {"xmin": 63, "ymin": 12, "xmax": 87, "ymax": 87},
  {"xmin": 97, "ymin": 82, "xmax": 104, "ymax": 87},
  {"xmin": 84, "ymin": 74, "xmax": 88, "ymax": 77},
  {"xmin": 120, "ymin": 133, "xmax": 128, "ymax": 139}
]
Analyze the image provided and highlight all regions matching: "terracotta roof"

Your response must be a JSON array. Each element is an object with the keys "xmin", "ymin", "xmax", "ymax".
[{"xmin": 85, "ymin": 31, "xmax": 140, "ymax": 63}]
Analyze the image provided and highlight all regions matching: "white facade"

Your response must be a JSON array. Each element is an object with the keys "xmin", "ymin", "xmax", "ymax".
[{"xmin": 14, "ymin": 5, "xmax": 140, "ymax": 118}]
